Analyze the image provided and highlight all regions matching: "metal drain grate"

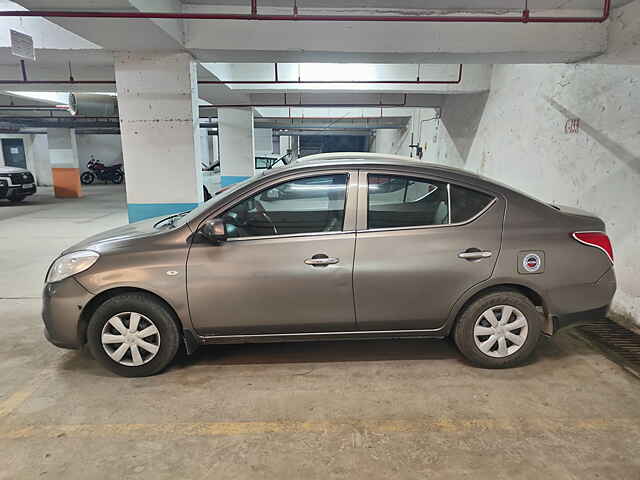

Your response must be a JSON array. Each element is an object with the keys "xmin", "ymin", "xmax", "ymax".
[{"xmin": 577, "ymin": 319, "xmax": 640, "ymax": 377}]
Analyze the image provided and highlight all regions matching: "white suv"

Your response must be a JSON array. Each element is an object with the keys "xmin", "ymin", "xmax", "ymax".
[{"xmin": 0, "ymin": 166, "xmax": 37, "ymax": 202}]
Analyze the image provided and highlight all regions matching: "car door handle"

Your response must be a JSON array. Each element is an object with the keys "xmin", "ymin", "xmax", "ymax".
[
  {"xmin": 305, "ymin": 256, "xmax": 339, "ymax": 266},
  {"xmin": 458, "ymin": 250, "xmax": 492, "ymax": 260}
]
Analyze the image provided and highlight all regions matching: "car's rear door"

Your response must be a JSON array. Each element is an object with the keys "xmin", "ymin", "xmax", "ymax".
[{"xmin": 353, "ymin": 169, "xmax": 505, "ymax": 331}]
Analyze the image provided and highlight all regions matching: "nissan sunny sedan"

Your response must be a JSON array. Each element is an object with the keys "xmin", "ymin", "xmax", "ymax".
[{"xmin": 42, "ymin": 153, "xmax": 616, "ymax": 376}]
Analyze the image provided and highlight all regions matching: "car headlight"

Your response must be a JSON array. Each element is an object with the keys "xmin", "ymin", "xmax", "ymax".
[{"xmin": 46, "ymin": 250, "xmax": 100, "ymax": 283}]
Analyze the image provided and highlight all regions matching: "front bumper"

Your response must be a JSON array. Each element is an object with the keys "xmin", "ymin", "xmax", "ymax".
[
  {"xmin": 42, "ymin": 277, "xmax": 93, "ymax": 349},
  {"xmin": 0, "ymin": 183, "xmax": 36, "ymax": 198}
]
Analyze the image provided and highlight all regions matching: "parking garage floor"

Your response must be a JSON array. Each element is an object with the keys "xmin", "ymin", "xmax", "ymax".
[{"xmin": 1, "ymin": 187, "xmax": 640, "ymax": 479}]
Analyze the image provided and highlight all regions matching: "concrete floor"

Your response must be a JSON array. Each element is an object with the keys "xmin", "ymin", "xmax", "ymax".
[{"xmin": 1, "ymin": 186, "xmax": 640, "ymax": 479}]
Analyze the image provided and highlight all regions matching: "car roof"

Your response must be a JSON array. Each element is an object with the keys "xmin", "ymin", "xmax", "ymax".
[
  {"xmin": 276, "ymin": 152, "xmax": 488, "ymax": 184},
  {"xmin": 274, "ymin": 153, "xmax": 552, "ymax": 207}
]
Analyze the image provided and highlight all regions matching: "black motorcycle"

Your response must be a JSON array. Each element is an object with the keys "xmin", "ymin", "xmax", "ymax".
[{"xmin": 81, "ymin": 157, "xmax": 124, "ymax": 185}]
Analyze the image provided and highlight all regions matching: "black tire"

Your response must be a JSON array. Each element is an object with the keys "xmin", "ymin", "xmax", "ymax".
[
  {"xmin": 453, "ymin": 289, "xmax": 542, "ymax": 368},
  {"xmin": 86, "ymin": 293, "xmax": 181, "ymax": 377},
  {"xmin": 112, "ymin": 172, "xmax": 123, "ymax": 184},
  {"xmin": 81, "ymin": 172, "xmax": 95, "ymax": 185}
]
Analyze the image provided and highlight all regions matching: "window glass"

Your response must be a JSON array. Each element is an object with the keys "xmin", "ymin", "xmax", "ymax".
[
  {"xmin": 367, "ymin": 174, "xmax": 449, "ymax": 229},
  {"xmin": 222, "ymin": 174, "xmax": 348, "ymax": 238},
  {"xmin": 450, "ymin": 185, "xmax": 493, "ymax": 223}
]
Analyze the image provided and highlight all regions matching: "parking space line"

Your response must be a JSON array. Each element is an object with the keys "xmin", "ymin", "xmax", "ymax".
[
  {"xmin": 0, "ymin": 368, "xmax": 55, "ymax": 420},
  {"xmin": 0, "ymin": 390, "xmax": 35, "ymax": 420},
  {"xmin": 1, "ymin": 417, "xmax": 639, "ymax": 440}
]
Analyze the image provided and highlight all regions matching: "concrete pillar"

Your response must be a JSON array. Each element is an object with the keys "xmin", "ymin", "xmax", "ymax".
[
  {"xmin": 290, "ymin": 135, "xmax": 299, "ymax": 161},
  {"xmin": 47, "ymin": 128, "xmax": 82, "ymax": 198},
  {"xmin": 199, "ymin": 129, "xmax": 210, "ymax": 167},
  {"xmin": 115, "ymin": 52, "xmax": 203, "ymax": 223},
  {"xmin": 254, "ymin": 128, "xmax": 272, "ymax": 154},
  {"xmin": 32, "ymin": 134, "xmax": 52, "ymax": 186},
  {"xmin": 218, "ymin": 107, "xmax": 255, "ymax": 187},
  {"xmin": 210, "ymin": 135, "xmax": 219, "ymax": 165},
  {"xmin": 279, "ymin": 136, "xmax": 289, "ymax": 157}
]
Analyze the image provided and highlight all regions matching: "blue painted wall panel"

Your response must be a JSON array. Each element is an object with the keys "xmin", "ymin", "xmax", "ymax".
[{"xmin": 128, "ymin": 203, "xmax": 199, "ymax": 223}]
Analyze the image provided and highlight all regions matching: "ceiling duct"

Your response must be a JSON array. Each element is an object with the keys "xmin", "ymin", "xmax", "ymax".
[{"xmin": 68, "ymin": 93, "xmax": 118, "ymax": 116}]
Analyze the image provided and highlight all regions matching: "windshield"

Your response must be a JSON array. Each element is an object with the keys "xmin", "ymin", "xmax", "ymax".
[{"xmin": 177, "ymin": 175, "xmax": 259, "ymax": 226}]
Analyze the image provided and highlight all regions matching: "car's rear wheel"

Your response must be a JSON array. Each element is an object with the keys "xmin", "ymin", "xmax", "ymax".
[
  {"xmin": 453, "ymin": 290, "xmax": 542, "ymax": 368},
  {"xmin": 86, "ymin": 293, "xmax": 180, "ymax": 377}
]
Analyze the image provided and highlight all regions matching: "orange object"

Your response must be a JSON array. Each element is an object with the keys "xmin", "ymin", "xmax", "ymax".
[{"xmin": 52, "ymin": 168, "xmax": 82, "ymax": 198}]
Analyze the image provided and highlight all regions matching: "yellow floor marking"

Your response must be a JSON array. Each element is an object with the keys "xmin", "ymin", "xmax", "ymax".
[
  {"xmin": 0, "ymin": 368, "xmax": 55, "ymax": 420},
  {"xmin": 2, "ymin": 417, "xmax": 639, "ymax": 440},
  {"xmin": 0, "ymin": 390, "xmax": 35, "ymax": 419}
]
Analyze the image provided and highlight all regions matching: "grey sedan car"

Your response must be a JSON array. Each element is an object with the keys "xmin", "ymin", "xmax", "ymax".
[{"xmin": 43, "ymin": 153, "xmax": 616, "ymax": 376}]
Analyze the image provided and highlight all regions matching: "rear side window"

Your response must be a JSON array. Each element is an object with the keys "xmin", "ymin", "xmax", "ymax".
[
  {"xmin": 450, "ymin": 185, "xmax": 493, "ymax": 223},
  {"xmin": 367, "ymin": 174, "xmax": 449, "ymax": 229}
]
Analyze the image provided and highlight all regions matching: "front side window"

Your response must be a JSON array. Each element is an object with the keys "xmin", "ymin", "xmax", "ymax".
[
  {"xmin": 222, "ymin": 174, "xmax": 348, "ymax": 238},
  {"xmin": 367, "ymin": 174, "xmax": 449, "ymax": 229}
]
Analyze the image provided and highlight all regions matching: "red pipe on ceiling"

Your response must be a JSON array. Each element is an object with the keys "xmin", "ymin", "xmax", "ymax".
[{"xmin": 0, "ymin": 0, "xmax": 610, "ymax": 23}]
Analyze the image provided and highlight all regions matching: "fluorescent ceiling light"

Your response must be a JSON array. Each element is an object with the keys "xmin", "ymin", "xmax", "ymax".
[
  {"xmin": 6, "ymin": 91, "xmax": 69, "ymax": 104},
  {"xmin": 6, "ymin": 91, "xmax": 116, "ymax": 105}
]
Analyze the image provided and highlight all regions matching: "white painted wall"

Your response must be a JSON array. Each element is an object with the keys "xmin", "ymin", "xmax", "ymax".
[
  {"xmin": 593, "ymin": 0, "xmax": 640, "ymax": 64},
  {"xmin": 254, "ymin": 128, "xmax": 273, "ymax": 154},
  {"xmin": 75, "ymin": 134, "xmax": 123, "ymax": 173},
  {"xmin": 372, "ymin": 107, "xmax": 441, "ymax": 163},
  {"xmin": 0, "ymin": 133, "xmax": 51, "ymax": 185},
  {"xmin": 438, "ymin": 63, "xmax": 640, "ymax": 326}
]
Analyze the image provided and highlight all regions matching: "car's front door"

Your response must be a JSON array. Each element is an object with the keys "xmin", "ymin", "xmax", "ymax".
[
  {"xmin": 187, "ymin": 170, "xmax": 358, "ymax": 336},
  {"xmin": 353, "ymin": 170, "xmax": 505, "ymax": 331}
]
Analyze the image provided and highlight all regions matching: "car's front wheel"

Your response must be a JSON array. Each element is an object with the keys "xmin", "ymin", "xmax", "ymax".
[
  {"xmin": 453, "ymin": 290, "xmax": 542, "ymax": 368},
  {"xmin": 86, "ymin": 293, "xmax": 180, "ymax": 377}
]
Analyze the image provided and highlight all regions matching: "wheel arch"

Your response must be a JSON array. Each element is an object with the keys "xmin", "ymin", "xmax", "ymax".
[
  {"xmin": 78, "ymin": 286, "xmax": 184, "ymax": 346},
  {"xmin": 446, "ymin": 282, "xmax": 549, "ymax": 335}
]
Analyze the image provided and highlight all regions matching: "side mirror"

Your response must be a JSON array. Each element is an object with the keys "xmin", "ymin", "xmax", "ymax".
[
  {"xmin": 261, "ymin": 189, "xmax": 280, "ymax": 202},
  {"xmin": 199, "ymin": 218, "xmax": 227, "ymax": 243}
]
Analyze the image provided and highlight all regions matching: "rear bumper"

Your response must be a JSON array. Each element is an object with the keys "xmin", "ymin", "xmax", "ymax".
[
  {"xmin": 553, "ymin": 305, "xmax": 610, "ymax": 333},
  {"xmin": 547, "ymin": 267, "xmax": 616, "ymax": 333},
  {"xmin": 547, "ymin": 266, "xmax": 616, "ymax": 312},
  {"xmin": 42, "ymin": 277, "xmax": 93, "ymax": 349}
]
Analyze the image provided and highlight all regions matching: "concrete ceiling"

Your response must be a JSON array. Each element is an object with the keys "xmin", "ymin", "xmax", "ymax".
[
  {"xmin": 0, "ymin": 0, "xmax": 629, "ymax": 104},
  {"xmin": 181, "ymin": 0, "xmax": 633, "ymax": 10}
]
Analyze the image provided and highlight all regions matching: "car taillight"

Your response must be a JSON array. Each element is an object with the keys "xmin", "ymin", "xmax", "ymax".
[{"xmin": 572, "ymin": 231, "xmax": 614, "ymax": 263}]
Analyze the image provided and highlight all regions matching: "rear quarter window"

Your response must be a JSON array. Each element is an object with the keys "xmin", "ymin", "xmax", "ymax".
[{"xmin": 450, "ymin": 185, "xmax": 494, "ymax": 223}]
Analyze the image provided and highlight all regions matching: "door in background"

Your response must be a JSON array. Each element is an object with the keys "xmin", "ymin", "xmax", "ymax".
[{"xmin": 2, "ymin": 139, "xmax": 27, "ymax": 169}]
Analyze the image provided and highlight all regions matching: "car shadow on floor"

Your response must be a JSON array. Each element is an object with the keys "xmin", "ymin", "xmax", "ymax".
[
  {"xmin": 177, "ymin": 338, "xmax": 465, "ymax": 368},
  {"xmin": 174, "ymin": 334, "xmax": 580, "ymax": 370},
  {"xmin": 57, "ymin": 332, "xmax": 583, "ymax": 377}
]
